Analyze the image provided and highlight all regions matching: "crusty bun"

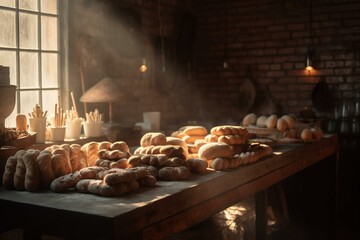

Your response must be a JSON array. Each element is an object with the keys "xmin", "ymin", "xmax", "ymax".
[
  {"xmin": 181, "ymin": 126, "xmax": 208, "ymax": 136},
  {"xmin": 198, "ymin": 142, "xmax": 233, "ymax": 160},
  {"xmin": 140, "ymin": 132, "xmax": 167, "ymax": 147}
]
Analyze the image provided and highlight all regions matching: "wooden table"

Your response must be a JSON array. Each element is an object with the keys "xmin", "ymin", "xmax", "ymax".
[{"xmin": 0, "ymin": 135, "xmax": 338, "ymax": 240}]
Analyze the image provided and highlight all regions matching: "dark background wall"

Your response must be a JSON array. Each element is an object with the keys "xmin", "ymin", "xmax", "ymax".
[
  {"xmin": 68, "ymin": 0, "xmax": 360, "ymax": 129},
  {"xmin": 195, "ymin": 0, "xmax": 360, "ymax": 120}
]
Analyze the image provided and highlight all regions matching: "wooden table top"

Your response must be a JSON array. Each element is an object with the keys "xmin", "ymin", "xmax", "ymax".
[{"xmin": 0, "ymin": 135, "xmax": 338, "ymax": 240}]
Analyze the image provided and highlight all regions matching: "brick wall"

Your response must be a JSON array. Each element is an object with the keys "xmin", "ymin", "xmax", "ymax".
[
  {"xmin": 194, "ymin": 0, "xmax": 360, "ymax": 121},
  {"xmin": 69, "ymin": 0, "xmax": 360, "ymax": 127}
]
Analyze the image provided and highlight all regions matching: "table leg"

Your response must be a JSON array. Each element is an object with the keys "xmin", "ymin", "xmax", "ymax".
[
  {"xmin": 328, "ymin": 151, "xmax": 339, "ymax": 240},
  {"xmin": 255, "ymin": 190, "xmax": 268, "ymax": 240}
]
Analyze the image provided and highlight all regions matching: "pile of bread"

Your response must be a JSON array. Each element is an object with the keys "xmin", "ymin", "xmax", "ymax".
[
  {"xmin": 242, "ymin": 113, "xmax": 324, "ymax": 142},
  {"xmin": 1, "ymin": 142, "xmax": 158, "ymax": 197},
  {"xmin": 2, "ymin": 125, "xmax": 274, "ymax": 197},
  {"xmin": 170, "ymin": 125, "xmax": 273, "ymax": 171}
]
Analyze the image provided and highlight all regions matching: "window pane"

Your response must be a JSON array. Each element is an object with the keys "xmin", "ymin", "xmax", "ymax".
[
  {"xmin": 0, "ymin": 0, "xmax": 15, "ymax": 8},
  {"xmin": 42, "ymin": 90, "xmax": 59, "ymax": 116},
  {"xmin": 42, "ymin": 53, "xmax": 58, "ymax": 88},
  {"xmin": 0, "ymin": 50, "xmax": 16, "ymax": 85},
  {"xmin": 19, "ymin": 12, "xmax": 38, "ymax": 49},
  {"xmin": 20, "ymin": 52, "xmax": 39, "ymax": 88},
  {"xmin": 20, "ymin": 90, "xmax": 39, "ymax": 115},
  {"xmin": 41, "ymin": 16, "xmax": 58, "ymax": 50},
  {"xmin": 19, "ymin": 0, "xmax": 38, "ymax": 11},
  {"xmin": 0, "ymin": 9, "xmax": 16, "ymax": 47},
  {"xmin": 40, "ymin": 0, "xmax": 57, "ymax": 14}
]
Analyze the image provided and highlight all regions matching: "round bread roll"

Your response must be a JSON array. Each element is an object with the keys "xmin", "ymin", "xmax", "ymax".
[
  {"xmin": 266, "ymin": 114, "xmax": 278, "ymax": 128},
  {"xmin": 243, "ymin": 113, "xmax": 257, "ymax": 126},
  {"xmin": 198, "ymin": 142, "xmax": 233, "ymax": 160},
  {"xmin": 311, "ymin": 128, "xmax": 324, "ymax": 140},
  {"xmin": 281, "ymin": 115, "xmax": 295, "ymax": 129},
  {"xmin": 276, "ymin": 118, "xmax": 288, "ymax": 131},
  {"xmin": 256, "ymin": 116, "xmax": 268, "ymax": 127},
  {"xmin": 301, "ymin": 128, "xmax": 313, "ymax": 142}
]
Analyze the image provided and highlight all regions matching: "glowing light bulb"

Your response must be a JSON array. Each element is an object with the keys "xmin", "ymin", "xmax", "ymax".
[
  {"xmin": 305, "ymin": 65, "xmax": 314, "ymax": 71},
  {"xmin": 139, "ymin": 58, "xmax": 147, "ymax": 73}
]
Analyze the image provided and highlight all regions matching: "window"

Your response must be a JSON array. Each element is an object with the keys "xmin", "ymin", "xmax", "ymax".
[{"xmin": 0, "ymin": 0, "xmax": 65, "ymax": 128}]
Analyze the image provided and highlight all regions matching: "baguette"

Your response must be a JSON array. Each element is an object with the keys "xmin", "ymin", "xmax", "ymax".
[
  {"xmin": 14, "ymin": 157, "xmax": 26, "ymax": 191},
  {"xmin": 2, "ymin": 156, "xmax": 18, "ymax": 189},
  {"xmin": 37, "ymin": 152, "xmax": 56, "ymax": 188},
  {"xmin": 22, "ymin": 152, "xmax": 40, "ymax": 192},
  {"xmin": 50, "ymin": 171, "xmax": 82, "ymax": 192},
  {"xmin": 51, "ymin": 153, "xmax": 72, "ymax": 178},
  {"xmin": 198, "ymin": 142, "xmax": 233, "ymax": 160},
  {"xmin": 158, "ymin": 166, "xmax": 190, "ymax": 181}
]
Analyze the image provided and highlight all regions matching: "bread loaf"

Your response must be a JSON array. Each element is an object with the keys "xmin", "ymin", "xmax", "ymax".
[
  {"xmin": 181, "ymin": 126, "xmax": 208, "ymax": 136},
  {"xmin": 276, "ymin": 118, "xmax": 288, "ymax": 131},
  {"xmin": 159, "ymin": 145, "xmax": 184, "ymax": 158},
  {"xmin": 70, "ymin": 145, "xmax": 87, "ymax": 171},
  {"xmin": 170, "ymin": 130, "xmax": 185, "ymax": 139},
  {"xmin": 266, "ymin": 114, "xmax": 278, "ymax": 128},
  {"xmin": 137, "ymin": 175, "xmax": 157, "ymax": 187},
  {"xmin": 79, "ymin": 166, "xmax": 107, "ymax": 179},
  {"xmin": 87, "ymin": 180, "xmax": 132, "ymax": 197},
  {"xmin": 110, "ymin": 141, "xmax": 130, "ymax": 153},
  {"xmin": 96, "ymin": 159, "xmax": 112, "ymax": 168},
  {"xmin": 127, "ymin": 155, "xmax": 142, "ymax": 166},
  {"xmin": 60, "ymin": 144, "xmax": 71, "ymax": 159},
  {"xmin": 210, "ymin": 157, "xmax": 228, "ymax": 171},
  {"xmin": 311, "ymin": 128, "xmax": 324, "ymax": 140},
  {"xmin": 301, "ymin": 128, "xmax": 313, "ymax": 142},
  {"xmin": 50, "ymin": 171, "xmax": 82, "ymax": 192},
  {"xmin": 162, "ymin": 157, "xmax": 186, "ymax": 167},
  {"xmin": 51, "ymin": 153, "xmax": 72, "ymax": 178},
  {"xmin": 22, "ymin": 151, "xmax": 40, "ymax": 192},
  {"xmin": 281, "ymin": 115, "xmax": 295, "ymax": 129},
  {"xmin": 106, "ymin": 150, "xmax": 128, "ymax": 160},
  {"xmin": 37, "ymin": 152, "xmax": 56, "ymax": 188},
  {"xmin": 140, "ymin": 132, "xmax": 167, "ymax": 147},
  {"xmin": 130, "ymin": 167, "xmax": 151, "ymax": 179},
  {"xmin": 98, "ymin": 141, "xmax": 111, "ymax": 150},
  {"xmin": 14, "ymin": 157, "xmax": 26, "ymax": 190},
  {"xmin": 242, "ymin": 113, "xmax": 257, "ymax": 126},
  {"xmin": 158, "ymin": 166, "xmax": 190, "ymax": 180},
  {"xmin": 187, "ymin": 158, "xmax": 208, "ymax": 174},
  {"xmin": 166, "ymin": 136, "xmax": 188, "ymax": 151},
  {"xmin": 104, "ymin": 171, "xmax": 136, "ymax": 186},
  {"xmin": 218, "ymin": 135, "xmax": 248, "ymax": 145},
  {"xmin": 210, "ymin": 125, "xmax": 247, "ymax": 136},
  {"xmin": 204, "ymin": 134, "xmax": 219, "ymax": 143},
  {"xmin": 82, "ymin": 141, "xmax": 99, "ymax": 166},
  {"xmin": 256, "ymin": 116, "xmax": 268, "ymax": 127},
  {"xmin": 198, "ymin": 142, "xmax": 233, "ymax": 160},
  {"xmin": 2, "ymin": 156, "xmax": 18, "ymax": 189},
  {"xmin": 75, "ymin": 179, "xmax": 91, "ymax": 193},
  {"xmin": 182, "ymin": 135, "xmax": 205, "ymax": 144}
]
